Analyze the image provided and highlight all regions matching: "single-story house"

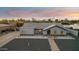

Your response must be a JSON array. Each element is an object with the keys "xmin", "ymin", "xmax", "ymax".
[
  {"xmin": 20, "ymin": 23, "xmax": 78, "ymax": 36},
  {"xmin": 0, "ymin": 24, "xmax": 18, "ymax": 34}
]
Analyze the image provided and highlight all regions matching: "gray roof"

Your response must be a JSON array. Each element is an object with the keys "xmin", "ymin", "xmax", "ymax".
[
  {"xmin": 43, "ymin": 23, "xmax": 62, "ymax": 30},
  {"xmin": 22, "ymin": 23, "xmax": 61, "ymax": 29}
]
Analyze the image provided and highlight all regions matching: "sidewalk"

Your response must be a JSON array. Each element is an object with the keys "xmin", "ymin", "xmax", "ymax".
[
  {"xmin": 16, "ymin": 36, "xmax": 48, "ymax": 39},
  {"xmin": 0, "ymin": 31, "xmax": 20, "ymax": 47}
]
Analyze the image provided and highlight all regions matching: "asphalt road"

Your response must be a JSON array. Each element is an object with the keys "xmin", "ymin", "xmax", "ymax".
[{"xmin": 1, "ymin": 39, "xmax": 51, "ymax": 51}]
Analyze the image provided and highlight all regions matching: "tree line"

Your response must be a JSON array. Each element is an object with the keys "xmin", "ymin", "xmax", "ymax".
[
  {"xmin": 0, "ymin": 18, "xmax": 25, "ymax": 27},
  {"xmin": 0, "ymin": 18, "xmax": 79, "ymax": 27},
  {"xmin": 25, "ymin": 18, "xmax": 79, "ymax": 25}
]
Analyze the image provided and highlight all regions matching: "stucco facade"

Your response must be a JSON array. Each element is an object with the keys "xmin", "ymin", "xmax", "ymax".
[{"xmin": 50, "ymin": 27, "xmax": 67, "ymax": 35}]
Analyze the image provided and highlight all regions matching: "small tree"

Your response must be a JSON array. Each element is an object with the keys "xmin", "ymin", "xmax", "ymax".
[
  {"xmin": 55, "ymin": 19, "xmax": 59, "ymax": 23},
  {"xmin": 16, "ymin": 22, "xmax": 24, "ymax": 27},
  {"xmin": 48, "ymin": 18, "xmax": 52, "ymax": 22}
]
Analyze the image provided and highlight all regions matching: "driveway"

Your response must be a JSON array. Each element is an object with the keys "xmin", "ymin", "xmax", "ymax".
[{"xmin": 1, "ymin": 39, "xmax": 51, "ymax": 51}]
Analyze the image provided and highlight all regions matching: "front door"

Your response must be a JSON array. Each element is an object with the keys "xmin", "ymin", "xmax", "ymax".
[{"xmin": 47, "ymin": 29, "xmax": 51, "ymax": 35}]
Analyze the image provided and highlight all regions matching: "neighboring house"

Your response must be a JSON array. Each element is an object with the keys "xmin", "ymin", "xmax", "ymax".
[
  {"xmin": 0, "ymin": 24, "xmax": 18, "ymax": 34},
  {"xmin": 20, "ymin": 23, "xmax": 78, "ymax": 36},
  {"xmin": 64, "ymin": 24, "xmax": 79, "ymax": 29}
]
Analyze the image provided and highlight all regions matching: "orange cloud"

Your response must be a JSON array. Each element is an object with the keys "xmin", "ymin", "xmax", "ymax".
[{"xmin": 65, "ymin": 12, "xmax": 79, "ymax": 17}]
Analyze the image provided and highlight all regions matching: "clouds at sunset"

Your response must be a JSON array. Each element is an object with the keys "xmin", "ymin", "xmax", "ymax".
[{"xmin": 0, "ymin": 7, "xmax": 79, "ymax": 18}]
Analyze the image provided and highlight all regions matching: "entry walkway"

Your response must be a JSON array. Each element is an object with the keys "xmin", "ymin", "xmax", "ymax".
[
  {"xmin": 48, "ymin": 36, "xmax": 60, "ymax": 51},
  {"xmin": 0, "ymin": 31, "xmax": 20, "ymax": 47}
]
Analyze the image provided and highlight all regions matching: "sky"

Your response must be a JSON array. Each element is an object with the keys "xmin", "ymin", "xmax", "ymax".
[{"xmin": 0, "ymin": 7, "xmax": 79, "ymax": 19}]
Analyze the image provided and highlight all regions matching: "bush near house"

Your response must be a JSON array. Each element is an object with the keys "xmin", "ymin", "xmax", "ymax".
[{"xmin": 15, "ymin": 22, "xmax": 24, "ymax": 27}]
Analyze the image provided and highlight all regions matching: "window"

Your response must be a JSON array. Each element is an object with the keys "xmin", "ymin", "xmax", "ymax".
[
  {"xmin": 34, "ymin": 28, "xmax": 43, "ymax": 35},
  {"xmin": 54, "ymin": 31, "xmax": 56, "ymax": 35},
  {"xmin": 61, "ymin": 31, "xmax": 64, "ymax": 35}
]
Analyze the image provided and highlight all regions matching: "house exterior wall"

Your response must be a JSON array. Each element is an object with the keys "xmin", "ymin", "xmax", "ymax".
[
  {"xmin": 20, "ymin": 27, "xmax": 34, "ymax": 35},
  {"xmin": 43, "ymin": 30, "xmax": 47, "ymax": 35},
  {"xmin": 50, "ymin": 27, "xmax": 67, "ymax": 35},
  {"xmin": 72, "ymin": 31, "xmax": 78, "ymax": 36},
  {"xmin": 67, "ymin": 29, "xmax": 78, "ymax": 36}
]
